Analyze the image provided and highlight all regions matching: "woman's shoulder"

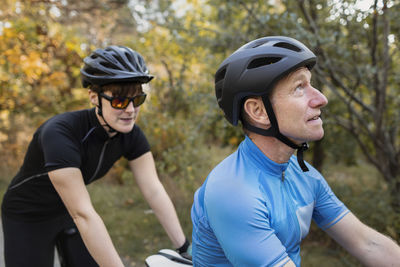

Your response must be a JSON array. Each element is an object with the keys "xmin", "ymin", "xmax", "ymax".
[{"xmin": 38, "ymin": 109, "xmax": 94, "ymax": 139}]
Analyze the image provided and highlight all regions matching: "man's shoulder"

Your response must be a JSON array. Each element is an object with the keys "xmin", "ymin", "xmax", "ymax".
[
  {"xmin": 206, "ymin": 149, "xmax": 259, "ymax": 183},
  {"xmin": 204, "ymin": 151, "xmax": 264, "ymax": 204},
  {"xmin": 209, "ymin": 151, "xmax": 238, "ymax": 174}
]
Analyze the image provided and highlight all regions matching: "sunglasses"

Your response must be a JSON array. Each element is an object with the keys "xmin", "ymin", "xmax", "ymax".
[{"xmin": 99, "ymin": 93, "xmax": 147, "ymax": 109}]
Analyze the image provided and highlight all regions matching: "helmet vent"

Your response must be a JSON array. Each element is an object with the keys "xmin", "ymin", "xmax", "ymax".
[
  {"xmin": 215, "ymin": 87, "xmax": 222, "ymax": 102},
  {"xmin": 215, "ymin": 67, "xmax": 227, "ymax": 83},
  {"xmin": 273, "ymin": 42, "xmax": 301, "ymax": 52},
  {"xmin": 250, "ymin": 40, "xmax": 269, "ymax": 48},
  {"xmin": 125, "ymin": 52, "xmax": 133, "ymax": 61},
  {"xmin": 241, "ymin": 40, "xmax": 269, "ymax": 50},
  {"xmin": 99, "ymin": 61, "xmax": 119, "ymax": 70},
  {"xmin": 247, "ymin": 57, "xmax": 282, "ymax": 69}
]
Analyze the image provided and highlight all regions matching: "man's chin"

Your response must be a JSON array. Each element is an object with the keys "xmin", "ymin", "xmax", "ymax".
[
  {"xmin": 291, "ymin": 132, "xmax": 325, "ymax": 145},
  {"xmin": 310, "ymin": 131, "xmax": 325, "ymax": 142}
]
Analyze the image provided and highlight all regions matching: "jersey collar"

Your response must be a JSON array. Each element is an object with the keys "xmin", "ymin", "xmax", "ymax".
[
  {"xmin": 88, "ymin": 108, "xmax": 114, "ymax": 141},
  {"xmin": 241, "ymin": 135, "xmax": 289, "ymax": 175}
]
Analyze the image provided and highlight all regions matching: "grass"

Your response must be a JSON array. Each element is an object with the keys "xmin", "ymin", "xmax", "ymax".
[
  {"xmin": 0, "ymin": 146, "xmax": 397, "ymax": 266},
  {"xmin": 300, "ymin": 161, "xmax": 394, "ymax": 266},
  {"xmin": 88, "ymin": 180, "xmax": 173, "ymax": 266},
  {"xmin": 87, "ymin": 144, "xmax": 234, "ymax": 266},
  {"xmin": 301, "ymin": 242, "xmax": 361, "ymax": 267},
  {"xmin": 88, "ymin": 158, "xmax": 391, "ymax": 266},
  {"xmin": 88, "ymin": 178, "xmax": 183, "ymax": 265}
]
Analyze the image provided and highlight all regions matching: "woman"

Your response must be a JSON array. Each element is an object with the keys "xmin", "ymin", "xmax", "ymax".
[{"xmin": 1, "ymin": 45, "xmax": 190, "ymax": 267}]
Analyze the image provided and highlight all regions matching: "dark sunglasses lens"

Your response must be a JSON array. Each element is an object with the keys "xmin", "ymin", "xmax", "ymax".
[
  {"xmin": 133, "ymin": 94, "xmax": 146, "ymax": 107},
  {"xmin": 111, "ymin": 97, "xmax": 129, "ymax": 109}
]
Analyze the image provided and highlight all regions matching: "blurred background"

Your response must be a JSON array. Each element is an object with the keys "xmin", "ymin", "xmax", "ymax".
[{"xmin": 0, "ymin": 0, "xmax": 399, "ymax": 266}]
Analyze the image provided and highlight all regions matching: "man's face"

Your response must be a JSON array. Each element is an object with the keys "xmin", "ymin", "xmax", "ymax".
[{"xmin": 270, "ymin": 67, "xmax": 328, "ymax": 144}]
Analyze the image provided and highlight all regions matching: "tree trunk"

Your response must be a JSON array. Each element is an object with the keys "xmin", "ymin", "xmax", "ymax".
[
  {"xmin": 390, "ymin": 177, "xmax": 400, "ymax": 241},
  {"xmin": 312, "ymin": 139, "xmax": 325, "ymax": 173},
  {"xmin": 387, "ymin": 171, "xmax": 400, "ymax": 212}
]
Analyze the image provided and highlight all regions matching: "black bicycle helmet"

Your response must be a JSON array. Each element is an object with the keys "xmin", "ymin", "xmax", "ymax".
[
  {"xmin": 215, "ymin": 36, "xmax": 317, "ymax": 172},
  {"xmin": 81, "ymin": 45, "xmax": 153, "ymax": 88}
]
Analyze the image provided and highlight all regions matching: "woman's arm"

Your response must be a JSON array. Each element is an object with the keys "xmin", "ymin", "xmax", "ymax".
[
  {"xmin": 49, "ymin": 167, "xmax": 124, "ymax": 267},
  {"xmin": 325, "ymin": 212, "xmax": 400, "ymax": 267},
  {"xmin": 129, "ymin": 152, "xmax": 186, "ymax": 248}
]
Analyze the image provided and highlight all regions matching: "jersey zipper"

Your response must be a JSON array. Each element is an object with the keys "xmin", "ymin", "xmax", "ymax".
[
  {"xmin": 8, "ymin": 172, "xmax": 48, "ymax": 190},
  {"xmin": 88, "ymin": 139, "xmax": 110, "ymax": 183},
  {"xmin": 281, "ymin": 171, "xmax": 301, "ymax": 243}
]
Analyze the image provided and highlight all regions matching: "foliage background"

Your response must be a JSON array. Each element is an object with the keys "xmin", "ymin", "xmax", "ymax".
[{"xmin": 0, "ymin": 0, "xmax": 399, "ymax": 266}]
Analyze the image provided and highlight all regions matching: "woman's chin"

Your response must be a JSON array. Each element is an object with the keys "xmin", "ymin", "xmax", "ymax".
[{"xmin": 115, "ymin": 122, "xmax": 135, "ymax": 133}]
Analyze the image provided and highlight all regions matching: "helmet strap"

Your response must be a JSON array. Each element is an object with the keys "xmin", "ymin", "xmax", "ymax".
[
  {"xmin": 242, "ymin": 95, "xmax": 309, "ymax": 172},
  {"xmin": 97, "ymin": 95, "xmax": 117, "ymax": 134},
  {"xmin": 296, "ymin": 143, "xmax": 309, "ymax": 172}
]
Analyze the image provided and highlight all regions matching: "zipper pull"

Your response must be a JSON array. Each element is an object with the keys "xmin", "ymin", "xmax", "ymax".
[{"xmin": 281, "ymin": 171, "xmax": 285, "ymax": 182}]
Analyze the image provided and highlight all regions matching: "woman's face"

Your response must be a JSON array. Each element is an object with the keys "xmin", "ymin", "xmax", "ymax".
[{"xmin": 90, "ymin": 85, "xmax": 144, "ymax": 135}]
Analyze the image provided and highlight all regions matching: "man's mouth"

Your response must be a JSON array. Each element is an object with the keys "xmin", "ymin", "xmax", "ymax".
[{"xmin": 307, "ymin": 113, "xmax": 321, "ymax": 122}]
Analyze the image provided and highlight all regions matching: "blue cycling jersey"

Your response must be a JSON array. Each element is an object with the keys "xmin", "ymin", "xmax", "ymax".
[{"xmin": 191, "ymin": 136, "xmax": 349, "ymax": 267}]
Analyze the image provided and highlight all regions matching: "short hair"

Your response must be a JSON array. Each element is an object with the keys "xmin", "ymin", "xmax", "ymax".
[{"xmin": 90, "ymin": 82, "xmax": 143, "ymax": 96}]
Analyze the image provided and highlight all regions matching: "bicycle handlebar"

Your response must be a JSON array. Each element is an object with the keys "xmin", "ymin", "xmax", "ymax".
[{"xmin": 145, "ymin": 249, "xmax": 193, "ymax": 267}]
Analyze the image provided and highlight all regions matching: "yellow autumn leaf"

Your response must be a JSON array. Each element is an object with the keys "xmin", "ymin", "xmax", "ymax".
[
  {"xmin": 45, "ymin": 71, "xmax": 68, "ymax": 88},
  {"xmin": 20, "ymin": 51, "xmax": 50, "ymax": 83},
  {"xmin": 228, "ymin": 136, "xmax": 239, "ymax": 146}
]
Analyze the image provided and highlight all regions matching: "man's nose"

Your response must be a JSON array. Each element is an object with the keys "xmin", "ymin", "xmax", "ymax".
[{"xmin": 309, "ymin": 87, "xmax": 328, "ymax": 108}]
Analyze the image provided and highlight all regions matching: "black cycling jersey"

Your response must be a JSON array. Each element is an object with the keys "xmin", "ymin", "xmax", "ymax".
[{"xmin": 1, "ymin": 108, "xmax": 150, "ymax": 221}]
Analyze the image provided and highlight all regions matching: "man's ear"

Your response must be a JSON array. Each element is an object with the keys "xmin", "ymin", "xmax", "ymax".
[
  {"xmin": 88, "ymin": 90, "xmax": 99, "ymax": 106},
  {"xmin": 243, "ymin": 97, "xmax": 271, "ymax": 128}
]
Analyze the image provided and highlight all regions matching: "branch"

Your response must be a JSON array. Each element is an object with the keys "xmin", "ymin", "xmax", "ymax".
[
  {"xmin": 298, "ymin": 0, "xmax": 319, "ymax": 35},
  {"xmin": 325, "ymin": 63, "xmax": 374, "ymax": 114},
  {"xmin": 298, "ymin": 1, "xmax": 374, "ymax": 114},
  {"xmin": 161, "ymin": 59, "xmax": 174, "ymax": 89},
  {"xmin": 176, "ymin": 62, "xmax": 188, "ymax": 91},
  {"xmin": 376, "ymin": 1, "xmax": 390, "ymax": 133},
  {"xmin": 371, "ymin": 0, "xmax": 380, "ymax": 106},
  {"xmin": 333, "ymin": 116, "xmax": 382, "ymax": 172},
  {"xmin": 314, "ymin": 67, "xmax": 375, "ymax": 141},
  {"xmin": 238, "ymin": 1, "xmax": 267, "ymax": 29}
]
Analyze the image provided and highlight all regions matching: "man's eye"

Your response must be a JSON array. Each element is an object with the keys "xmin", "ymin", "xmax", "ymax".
[{"xmin": 293, "ymin": 85, "xmax": 306, "ymax": 96}]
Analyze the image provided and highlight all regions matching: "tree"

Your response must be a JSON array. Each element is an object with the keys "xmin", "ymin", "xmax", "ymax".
[
  {"xmin": 0, "ymin": 0, "xmax": 86, "ymax": 162},
  {"xmin": 124, "ymin": 0, "xmax": 222, "ymax": 190},
  {"xmin": 173, "ymin": 0, "xmax": 400, "ymax": 214},
  {"xmin": 291, "ymin": 0, "xmax": 400, "ymax": 213}
]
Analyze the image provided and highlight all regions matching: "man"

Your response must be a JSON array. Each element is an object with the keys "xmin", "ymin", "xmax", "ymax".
[
  {"xmin": 2, "ymin": 46, "xmax": 191, "ymax": 267},
  {"xmin": 191, "ymin": 36, "xmax": 400, "ymax": 266}
]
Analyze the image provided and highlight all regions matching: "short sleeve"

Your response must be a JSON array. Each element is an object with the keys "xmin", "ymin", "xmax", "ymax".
[
  {"xmin": 123, "ymin": 124, "xmax": 151, "ymax": 161},
  {"xmin": 312, "ymin": 175, "xmax": 349, "ymax": 230},
  {"xmin": 205, "ymin": 179, "xmax": 290, "ymax": 267},
  {"xmin": 40, "ymin": 119, "xmax": 82, "ymax": 172}
]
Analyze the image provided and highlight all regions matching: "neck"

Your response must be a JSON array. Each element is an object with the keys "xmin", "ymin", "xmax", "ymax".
[
  {"xmin": 95, "ymin": 107, "xmax": 118, "ymax": 138},
  {"xmin": 248, "ymin": 133, "xmax": 295, "ymax": 164}
]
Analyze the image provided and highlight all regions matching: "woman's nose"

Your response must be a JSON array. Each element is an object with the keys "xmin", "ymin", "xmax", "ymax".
[{"xmin": 124, "ymin": 101, "xmax": 135, "ymax": 112}]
